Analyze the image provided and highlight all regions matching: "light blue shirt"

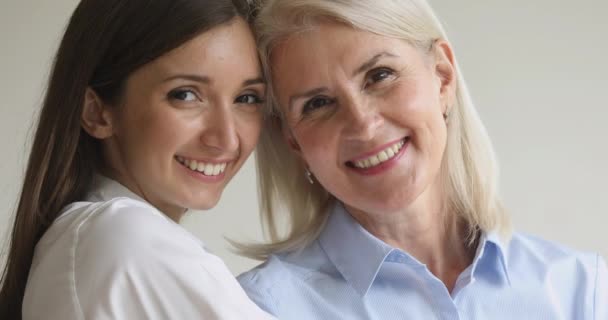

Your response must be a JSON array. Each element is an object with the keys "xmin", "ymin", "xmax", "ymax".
[{"xmin": 238, "ymin": 204, "xmax": 607, "ymax": 319}]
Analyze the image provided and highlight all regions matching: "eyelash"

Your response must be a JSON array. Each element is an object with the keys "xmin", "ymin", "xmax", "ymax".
[
  {"xmin": 365, "ymin": 67, "xmax": 396, "ymax": 88},
  {"xmin": 302, "ymin": 96, "xmax": 335, "ymax": 115},
  {"xmin": 299, "ymin": 67, "xmax": 396, "ymax": 117},
  {"xmin": 168, "ymin": 89, "xmax": 199, "ymax": 102},
  {"xmin": 167, "ymin": 89, "xmax": 265, "ymax": 106},
  {"xmin": 235, "ymin": 93, "xmax": 265, "ymax": 105}
]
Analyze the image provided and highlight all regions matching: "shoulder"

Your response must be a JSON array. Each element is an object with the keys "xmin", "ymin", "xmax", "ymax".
[
  {"xmin": 237, "ymin": 242, "xmax": 332, "ymax": 313},
  {"xmin": 239, "ymin": 240, "xmax": 332, "ymax": 289},
  {"xmin": 506, "ymin": 233, "xmax": 607, "ymax": 318},
  {"xmin": 29, "ymin": 197, "xmax": 273, "ymax": 319},
  {"xmin": 237, "ymin": 255, "xmax": 288, "ymax": 316},
  {"xmin": 508, "ymin": 232, "xmax": 598, "ymax": 268},
  {"xmin": 26, "ymin": 198, "xmax": 204, "ymax": 318},
  {"xmin": 36, "ymin": 197, "xmax": 193, "ymax": 263},
  {"xmin": 507, "ymin": 232, "xmax": 602, "ymax": 288},
  {"xmin": 238, "ymin": 255, "xmax": 290, "ymax": 292},
  {"xmin": 77, "ymin": 198, "xmax": 197, "ymax": 254}
]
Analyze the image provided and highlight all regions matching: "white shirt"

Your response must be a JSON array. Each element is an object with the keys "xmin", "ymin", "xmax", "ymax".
[{"xmin": 23, "ymin": 176, "xmax": 274, "ymax": 320}]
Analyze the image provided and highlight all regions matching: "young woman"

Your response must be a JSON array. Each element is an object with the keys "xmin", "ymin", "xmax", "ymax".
[
  {"xmin": 238, "ymin": 0, "xmax": 607, "ymax": 319},
  {"xmin": 0, "ymin": 0, "xmax": 274, "ymax": 319}
]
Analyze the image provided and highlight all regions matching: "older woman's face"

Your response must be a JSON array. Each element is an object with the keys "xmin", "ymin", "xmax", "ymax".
[{"xmin": 272, "ymin": 22, "xmax": 456, "ymax": 216}]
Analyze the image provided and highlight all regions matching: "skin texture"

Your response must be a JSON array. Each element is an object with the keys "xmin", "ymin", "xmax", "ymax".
[
  {"xmin": 82, "ymin": 18, "xmax": 265, "ymax": 221},
  {"xmin": 272, "ymin": 22, "xmax": 471, "ymax": 291}
]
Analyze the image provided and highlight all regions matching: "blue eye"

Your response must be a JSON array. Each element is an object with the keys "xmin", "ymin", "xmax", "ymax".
[
  {"xmin": 235, "ymin": 94, "xmax": 264, "ymax": 104},
  {"xmin": 168, "ymin": 89, "xmax": 198, "ymax": 101},
  {"xmin": 302, "ymin": 96, "xmax": 334, "ymax": 114}
]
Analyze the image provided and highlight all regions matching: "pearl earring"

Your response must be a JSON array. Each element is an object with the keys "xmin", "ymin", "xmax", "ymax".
[{"xmin": 305, "ymin": 169, "xmax": 314, "ymax": 184}]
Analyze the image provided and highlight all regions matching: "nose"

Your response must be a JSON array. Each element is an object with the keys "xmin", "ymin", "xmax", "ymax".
[
  {"xmin": 341, "ymin": 93, "xmax": 383, "ymax": 141},
  {"xmin": 200, "ymin": 102, "xmax": 239, "ymax": 153}
]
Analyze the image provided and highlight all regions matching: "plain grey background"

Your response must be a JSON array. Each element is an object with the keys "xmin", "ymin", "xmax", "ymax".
[{"xmin": 1, "ymin": 0, "xmax": 606, "ymax": 275}]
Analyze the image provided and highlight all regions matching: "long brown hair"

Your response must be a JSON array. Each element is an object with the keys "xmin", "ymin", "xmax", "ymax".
[{"xmin": 0, "ymin": 0, "xmax": 253, "ymax": 318}]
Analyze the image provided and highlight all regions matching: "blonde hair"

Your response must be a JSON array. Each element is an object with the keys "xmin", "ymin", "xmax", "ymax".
[{"xmin": 242, "ymin": 0, "xmax": 510, "ymax": 259}]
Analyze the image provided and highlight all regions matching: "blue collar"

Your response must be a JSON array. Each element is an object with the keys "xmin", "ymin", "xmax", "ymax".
[{"xmin": 318, "ymin": 203, "xmax": 511, "ymax": 297}]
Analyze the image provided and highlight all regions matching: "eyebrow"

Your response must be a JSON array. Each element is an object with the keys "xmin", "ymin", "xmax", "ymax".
[
  {"xmin": 162, "ymin": 74, "xmax": 210, "ymax": 84},
  {"xmin": 352, "ymin": 51, "xmax": 399, "ymax": 77},
  {"xmin": 162, "ymin": 74, "xmax": 265, "ymax": 87},
  {"xmin": 242, "ymin": 77, "xmax": 266, "ymax": 87}
]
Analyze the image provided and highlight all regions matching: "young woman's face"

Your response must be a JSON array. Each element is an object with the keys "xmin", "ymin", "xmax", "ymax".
[
  {"xmin": 271, "ymin": 22, "xmax": 455, "ymax": 217},
  {"xmin": 104, "ymin": 18, "xmax": 264, "ymax": 220}
]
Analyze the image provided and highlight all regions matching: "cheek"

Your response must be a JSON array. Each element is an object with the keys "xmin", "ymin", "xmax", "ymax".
[
  {"xmin": 125, "ymin": 106, "xmax": 189, "ymax": 159},
  {"xmin": 236, "ymin": 112, "xmax": 263, "ymax": 152},
  {"xmin": 296, "ymin": 128, "xmax": 339, "ymax": 170}
]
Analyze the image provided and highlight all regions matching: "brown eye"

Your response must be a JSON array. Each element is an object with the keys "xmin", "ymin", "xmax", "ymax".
[
  {"xmin": 367, "ymin": 67, "xmax": 395, "ymax": 86},
  {"xmin": 302, "ymin": 96, "xmax": 334, "ymax": 115},
  {"xmin": 235, "ymin": 94, "xmax": 264, "ymax": 104},
  {"xmin": 168, "ymin": 89, "xmax": 198, "ymax": 101}
]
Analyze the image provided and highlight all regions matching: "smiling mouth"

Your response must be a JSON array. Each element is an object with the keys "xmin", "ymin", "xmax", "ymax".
[
  {"xmin": 175, "ymin": 156, "xmax": 228, "ymax": 176},
  {"xmin": 346, "ymin": 137, "xmax": 409, "ymax": 169}
]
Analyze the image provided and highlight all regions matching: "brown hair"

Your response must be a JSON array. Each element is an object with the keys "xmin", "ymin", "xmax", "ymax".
[{"xmin": 0, "ymin": 0, "xmax": 253, "ymax": 318}]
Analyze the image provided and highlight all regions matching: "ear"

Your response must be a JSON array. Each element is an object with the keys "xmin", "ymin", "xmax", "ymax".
[
  {"xmin": 81, "ymin": 87, "xmax": 114, "ymax": 139},
  {"xmin": 432, "ymin": 40, "xmax": 457, "ymax": 112}
]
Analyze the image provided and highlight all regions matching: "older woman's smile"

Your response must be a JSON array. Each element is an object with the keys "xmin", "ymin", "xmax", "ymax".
[{"xmin": 346, "ymin": 137, "xmax": 410, "ymax": 174}]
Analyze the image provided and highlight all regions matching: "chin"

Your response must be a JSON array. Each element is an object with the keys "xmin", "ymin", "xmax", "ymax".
[
  {"xmin": 363, "ymin": 190, "xmax": 422, "ymax": 213},
  {"xmin": 191, "ymin": 200, "xmax": 220, "ymax": 211},
  {"xmin": 180, "ymin": 193, "xmax": 221, "ymax": 211}
]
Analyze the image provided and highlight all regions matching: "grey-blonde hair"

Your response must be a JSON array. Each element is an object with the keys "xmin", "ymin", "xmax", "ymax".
[{"xmin": 241, "ymin": 0, "xmax": 510, "ymax": 259}]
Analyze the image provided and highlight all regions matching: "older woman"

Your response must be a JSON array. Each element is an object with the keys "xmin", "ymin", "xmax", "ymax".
[{"xmin": 237, "ymin": 0, "xmax": 607, "ymax": 319}]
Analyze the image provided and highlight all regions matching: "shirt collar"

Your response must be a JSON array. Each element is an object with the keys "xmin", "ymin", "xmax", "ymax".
[
  {"xmin": 319, "ymin": 203, "xmax": 512, "ymax": 296},
  {"xmin": 85, "ymin": 174, "xmax": 148, "ymax": 204},
  {"xmin": 318, "ymin": 203, "xmax": 394, "ymax": 297},
  {"xmin": 474, "ymin": 230, "xmax": 512, "ymax": 286}
]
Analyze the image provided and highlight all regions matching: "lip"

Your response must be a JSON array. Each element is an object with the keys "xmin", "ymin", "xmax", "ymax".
[
  {"xmin": 347, "ymin": 137, "xmax": 408, "ymax": 162},
  {"xmin": 346, "ymin": 137, "xmax": 409, "ymax": 176},
  {"xmin": 175, "ymin": 157, "xmax": 228, "ymax": 183}
]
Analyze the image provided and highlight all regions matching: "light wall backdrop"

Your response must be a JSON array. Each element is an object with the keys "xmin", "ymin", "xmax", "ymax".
[{"xmin": 1, "ymin": 0, "xmax": 606, "ymax": 275}]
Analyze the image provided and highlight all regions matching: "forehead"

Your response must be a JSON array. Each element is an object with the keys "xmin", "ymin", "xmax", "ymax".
[
  {"xmin": 164, "ymin": 19, "xmax": 257, "ymax": 70},
  {"xmin": 269, "ymin": 22, "xmax": 422, "ymax": 101},
  {"xmin": 271, "ymin": 22, "xmax": 396, "ymax": 69},
  {"xmin": 138, "ymin": 19, "xmax": 260, "ymax": 81}
]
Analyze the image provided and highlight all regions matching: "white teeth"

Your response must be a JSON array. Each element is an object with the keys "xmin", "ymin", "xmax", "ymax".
[
  {"xmin": 370, "ymin": 156, "xmax": 380, "ymax": 166},
  {"xmin": 176, "ymin": 156, "xmax": 228, "ymax": 176},
  {"xmin": 378, "ymin": 151, "xmax": 389, "ymax": 162},
  {"xmin": 196, "ymin": 162, "xmax": 206, "ymax": 172},
  {"xmin": 351, "ymin": 139, "xmax": 406, "ymax": 169},
  {"xmin": 203, "ymin": 163, "xmax": 213, "ymax": 175}
]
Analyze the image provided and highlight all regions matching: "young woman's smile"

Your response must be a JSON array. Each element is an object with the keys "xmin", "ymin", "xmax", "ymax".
[{"xmin": 102, "ymin": 18, "xmax": 265, "ymax": 220}]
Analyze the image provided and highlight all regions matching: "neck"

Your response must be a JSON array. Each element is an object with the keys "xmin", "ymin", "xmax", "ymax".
[
  {"xmin": 346, "ymin": 184, "xmax": 476, "ymax": 292},
  {"xmin": 99, "ymin": 167, "xmax": 186, "ymax": 222}
]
